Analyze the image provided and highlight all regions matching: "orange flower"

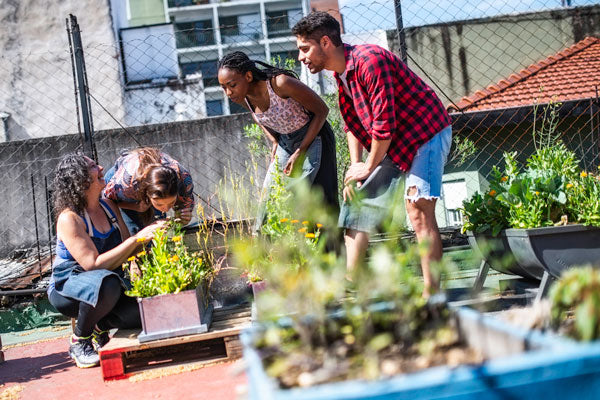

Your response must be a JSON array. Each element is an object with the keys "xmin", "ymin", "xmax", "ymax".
[
  {"xmin": 566, "ymin": 183, "xmax": 574, "ymax": 189},
  {"xmin": 581, "ymin": 171, "xmax": 588, "ymax": 178},
  {"xmin": 305, "ymin": 233, "xmax": 316, "ymax": 238},
  {"xmin": 136, "ymin": 237, "xmax": 146, "ymax": 243},
  {"xmin": 535, "ymin": 191, "xmax": 540, "ymax": 196},
  {"xmin": 302, "ymin": 220, "xmax": 309, "ymax": 225},
  {"xmin": 316, "ymin": 223, "xmax": 323, "ymax": 229},
  {"xmin": 170, "ymin": 255, "xmax": 180, "ymax": 263},
  {"xmin": 290, "ymin": 219, "xmax": 299, "ymax": 223},
  {"xmin": 137, "ymin": 250, "xmax": 147, "ymax": 257},
  {"xmin": 298, "ymin": 227, "xmax": 307, "ymax": 233},
  {"xmin": 489, "ymin": 189, "xmax": 497, "ymax": 197},
  {"xmin": 501, "ymin": 176, "xmax": 508, "ymax": 182},
  {"xmin": 172, "ymin": 235, "xmax": 182, "ymax": 242},
  {"xmin": 127, "ymin": 256, "xmax": 136, "ymax": 262},
  {"xmin": 279, "ymin": 218, "xmax": 289, "ymax": 223}
]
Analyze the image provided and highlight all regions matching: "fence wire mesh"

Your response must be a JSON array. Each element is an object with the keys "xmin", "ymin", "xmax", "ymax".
[{"xmin": 1, "ymin": 0, "xmax": 599, "ymax": 288}]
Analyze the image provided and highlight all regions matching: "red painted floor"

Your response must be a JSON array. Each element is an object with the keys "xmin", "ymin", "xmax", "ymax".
[{"xmin": 0, "ymin": 336, "xmax": 247, "ymax": 400}]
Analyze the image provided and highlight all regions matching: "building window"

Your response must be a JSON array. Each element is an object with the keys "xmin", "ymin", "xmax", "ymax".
[
  {"xmin": 446, "ymin": 209, "xmax": 463, "ymax": 226},
  {"xmin": 168, "ymin": 0, "xmax": 210, "ymax": 7},
  {"xmin": 266, "ymin": 10, "xmax": 290, "ymax": 38},
  {"xmin": 206, "ymin": 99, "xmax": 223, "ymax": 116},
  {"xmin": 220, "ymin": 16, "xmax": 240, "ymax": 40},
  {"xmin": 175, "ymin": 20, "xmax": 215, "ymax": 48},
  {"xmin": 179, "ymin": 60, "xmax": 218, "ymax": 87},
  {"xmin": 220, "ymin": 14, "xmax": 262, "ymax": 43},
  {"xmin": 266, "ymin": 9, "xmax": 302, "ymax": 38}
]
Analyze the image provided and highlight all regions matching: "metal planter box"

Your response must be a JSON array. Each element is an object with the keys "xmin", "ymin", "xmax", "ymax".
[
  {"xmin": 241, "ymin": 307, "xmax": 599, "ymax": 400},
  {"xmin": 467, "ymin": 231, "xmax": 544, "ymax": 280},
  {"xmin": 137, "ymin": 282, "xmax": 213, "ymax": 343},
  {"xmin": 504, "ymin": 224, "xmax": 600, "ymax": 279}
]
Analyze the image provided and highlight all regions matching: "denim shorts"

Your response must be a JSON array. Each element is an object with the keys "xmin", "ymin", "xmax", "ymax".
[
  {"xmin": 338, "ymin": 125, "xmax": 452, "ymax": 233},
  {"xmin": 405, "ymin": 125, "xmax": 452, "ymax": 202},
  {"xmin": 338, "ymin": 156, "xmax": 404, "ymax": 233}
]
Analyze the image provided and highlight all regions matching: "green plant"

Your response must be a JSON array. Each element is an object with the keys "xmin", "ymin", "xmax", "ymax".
[
  {"xmin": 448, "ymin": 135, "xmax": 477, "ymax": 168},
  {"xmin": 123, "ymin": 220, "xmax": 214, "ymax": 298},
  {"xmin": 243, "ymin": 123, "xmax": 271, "ymax": 162},
  {"xmin": 234, "ymin": 179, "xmax": 462, "ymax": 386},
  {"xmin": 462, "ymin": 102, "xmax": 600, "ymax": 231},
  {"xmin": 550, "ymin": 266, "xmax": 600, "ymax": 341}
]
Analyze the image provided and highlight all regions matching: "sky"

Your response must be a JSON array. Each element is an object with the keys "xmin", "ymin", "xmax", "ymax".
[{"xmin": 338, "ymin": 0, "xmax": 600, "ymax": 33}]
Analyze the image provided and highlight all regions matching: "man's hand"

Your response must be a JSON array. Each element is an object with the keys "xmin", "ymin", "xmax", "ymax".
[
  {"xmin": 342, "ymin": 183, "xmax": 356, "ymax": 202},
  {"xmin": 344, "ymin": 162, "xmax": 372, "ymax": 186}
]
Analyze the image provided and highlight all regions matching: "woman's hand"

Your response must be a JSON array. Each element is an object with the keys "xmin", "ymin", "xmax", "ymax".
[
  {"xmin": 175, "ymin": 206, "xmax": 193, "ymax": 225},
  {"xmin": 284, "ymin": 150, "xmax": 301, "ymax": 176},
  {"xmin": 134, "ymin": 220, "xmax": 167, "ymax": 244},
  {"xmin": 270, "ymin": 142, "xmax": 278, "ymax": 162}
]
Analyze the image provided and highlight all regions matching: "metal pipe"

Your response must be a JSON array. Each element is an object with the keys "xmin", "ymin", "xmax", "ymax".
[
  {"xmin": 31, "ymin": 175, "xmax": 43, "ymax": 280},
  {"xmin": 394, "ymin": 0, "xmax": 408, "ymax": 65},
  {"xmin": 0, "ymin": 288, "xmax": 47, "ymax": 296}
]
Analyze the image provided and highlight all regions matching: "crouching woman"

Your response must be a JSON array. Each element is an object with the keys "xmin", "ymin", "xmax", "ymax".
[{"xmin": 47, "ymin": 154, "xmax": 165, "ymax": 368}]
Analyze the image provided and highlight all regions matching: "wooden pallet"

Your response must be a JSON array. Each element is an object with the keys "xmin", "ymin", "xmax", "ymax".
[{"xmin": 99, "ymin": 304, "xmax": 251, "ymax": 380}]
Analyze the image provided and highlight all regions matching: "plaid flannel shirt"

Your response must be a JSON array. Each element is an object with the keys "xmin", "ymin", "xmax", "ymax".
[{"xmin": 334, "ymin": 44, "xmax": 450, "ymax": 172}]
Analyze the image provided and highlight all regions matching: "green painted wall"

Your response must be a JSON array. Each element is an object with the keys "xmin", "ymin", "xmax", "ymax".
[{"xmin": 129, "ymin": 0, "xmax": 166, "ymax": 27}]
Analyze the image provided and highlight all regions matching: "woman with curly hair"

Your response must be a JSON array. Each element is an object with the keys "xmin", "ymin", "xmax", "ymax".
[
  {"xmin": 47, "ymin": 153, "xmax": 165, "ymax": 368},
  {"xmin": 217, "ymin": 51, "xmax": 338, "ymax": 230},
  {"xmin": 103, "ymin": 147, "xmax": 194, "ymax": 234}
]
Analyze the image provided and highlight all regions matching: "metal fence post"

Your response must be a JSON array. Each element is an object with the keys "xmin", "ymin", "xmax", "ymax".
[
  {"xmin": 67, "ymin": 14, "xmax": 96, "ymax": 161},
  {"xmin": 394, "ymin": 0, "xmax": 408, "ymax": 65}
]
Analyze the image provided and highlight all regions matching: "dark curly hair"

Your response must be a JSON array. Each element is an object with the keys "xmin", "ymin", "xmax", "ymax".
[
  {"xmin": 291, "ymin": 11, "xmax": 342, "ymax": 47},
  {"xmin": 52, "ymin": 153, "xmax": 93, "ymax": 216},
  {"xmin": 217, "ymin": 51, "xmax": 298, "ymax": 81}
]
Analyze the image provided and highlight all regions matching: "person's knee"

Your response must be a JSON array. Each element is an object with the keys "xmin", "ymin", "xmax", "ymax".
[{"xmin": 98, "ymin": 276, "xmax": 121, "ymax": 305}]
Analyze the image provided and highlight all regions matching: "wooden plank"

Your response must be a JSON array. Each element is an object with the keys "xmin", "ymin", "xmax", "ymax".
[{"xmin": 99, "ymin": 304, "xmax": 251, "ymax": 380}]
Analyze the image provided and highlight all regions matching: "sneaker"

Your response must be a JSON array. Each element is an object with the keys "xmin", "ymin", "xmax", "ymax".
[
  {"xmin": 69, "ymin": 335, "xmax": 100, "ymax": 368},
  {"xmin": 92, "ymin": 328, "xmax": 110, "ymax": 350}
]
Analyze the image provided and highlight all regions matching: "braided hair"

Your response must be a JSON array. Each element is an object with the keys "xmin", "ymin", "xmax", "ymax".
[{"xmin": 217, "ymin": 51, "xmax": 298, "ymax": 82}]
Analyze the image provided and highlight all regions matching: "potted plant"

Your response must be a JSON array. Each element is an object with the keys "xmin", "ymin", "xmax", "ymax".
[
  {"xmin": 123, "ymin": 220, "xmax": 215, "ymax": 343},
  {"xmin": 462, "ymin": 103, "xmax": 600, "ymax": 282}
]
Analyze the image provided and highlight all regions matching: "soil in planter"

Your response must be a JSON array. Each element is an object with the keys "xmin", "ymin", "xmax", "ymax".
[{"xmin": 257, "ymin": 323, "xmax": 484, "ymax": 388}]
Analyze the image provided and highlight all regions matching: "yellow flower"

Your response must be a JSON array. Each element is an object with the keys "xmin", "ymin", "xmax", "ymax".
[
  {"xmin": 581, "ymin": 171, "xmax": 588, "ymax": 178},
  {"xmin": 290, "ymin": 219, "xmax": 299, "ymax": 223},
  {"xmin": 305, "ymin": 233, "xmax": 315, "ymax": 238},
  {"xmin": 298, "ymin": 227, "xmax": 307, "ymax": 233},
  {"xmin": 501, "ymin": 176, "xmax": 508, "ymax": 182},
  {"xmin": 535, "ymin": 191, "xmax": 540, "ymax": 196},
  {"xmin": 279, "ymin": 218, "xmax": 289, "ymax": 223},
  {"xmin": 316, "ymin": 223, "xmax": 323, "ymax": 229},
  {"xmin": 127, "ymin": 256, "xmax": 136, "ymax": 262},
  {"xmin": 136, "ymin": 237, "xmax": 146, "ymax": 243},
  {"xmin": 489, "ymin": 189, "xmax": 497, "ymax": 197},
  {"xmin": 172, "ymin": 235, "xmax": 182, "ymax": 242},
  {"xmin": 302, "ymin": 220, "xmax": 309, "ymax": 225},
  {"xmin": 137, "ymin": 250, "xmax": 146, "ymax": 257},
  {"xmin": 170, "ymin": 255, "xmax": 180, "ymax": 263},
  {"xmin": 566, "ymin": 183, "xmax": 574, "ymax": 189}
]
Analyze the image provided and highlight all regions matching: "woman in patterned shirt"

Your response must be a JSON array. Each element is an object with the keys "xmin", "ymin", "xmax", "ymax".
[
  {"xmin": 217, "ymin": 51, "xmax": 338, "ymax": 230},
  {"xmin": 103, "ymin": 147, "xmax": 194, "ymax": 234}
]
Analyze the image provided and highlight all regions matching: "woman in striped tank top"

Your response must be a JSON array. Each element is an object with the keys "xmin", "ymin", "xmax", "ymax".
[{"xmin": 218, "ymin": 51, "xmax": 338, "ymax": 230}]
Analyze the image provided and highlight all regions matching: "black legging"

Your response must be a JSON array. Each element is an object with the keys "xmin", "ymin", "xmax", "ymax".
[{"xmin": 49, "ymin": 275, "xmax": 141, "ymax": 337}]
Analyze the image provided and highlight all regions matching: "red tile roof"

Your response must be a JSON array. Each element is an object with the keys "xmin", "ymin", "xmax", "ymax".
[{"xmin": 449, "ymin": 37, "xmax": 600, "ymax": 112}]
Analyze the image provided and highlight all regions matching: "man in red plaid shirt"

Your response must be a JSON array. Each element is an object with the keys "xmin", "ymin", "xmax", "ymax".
[{"xmin": 293, "ymin": 12, "xmax": 452, "ymax": 296}]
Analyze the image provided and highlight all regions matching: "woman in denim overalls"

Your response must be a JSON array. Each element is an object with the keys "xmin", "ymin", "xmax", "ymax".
[
  {"xmin": 217, "ymin": 51, "xmax": 338, "ymax": 230},
  {"xmin": 47, "ymin": 154, "xmax": 165, "ymax": 368}
]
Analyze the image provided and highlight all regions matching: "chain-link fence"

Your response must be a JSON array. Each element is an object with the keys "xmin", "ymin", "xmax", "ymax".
[{"xmin": 1, "ymin": 0, "xmax": 599, "ymax": 288}]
